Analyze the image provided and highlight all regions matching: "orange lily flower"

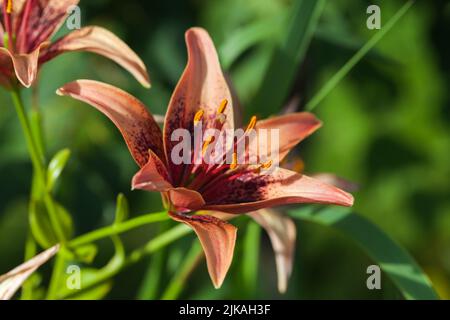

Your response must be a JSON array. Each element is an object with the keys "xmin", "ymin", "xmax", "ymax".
[
  {"xmin": 0, "ymin": 0, "xmax": 149, "ymax": 88},
  {"xmin": 57, "ymin": 27, "xmax": 353, "ymax": 289}
]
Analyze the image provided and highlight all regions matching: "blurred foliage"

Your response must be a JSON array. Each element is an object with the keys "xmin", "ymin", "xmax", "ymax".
[{"xmin": 0, "ymin": 0, "xmax": 449, "ymax": 299}]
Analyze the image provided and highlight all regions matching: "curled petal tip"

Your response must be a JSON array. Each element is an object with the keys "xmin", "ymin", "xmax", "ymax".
[
  {"xmin": 334, "ymin": 189, "xmax": 355, "ymax": 207},
  {"xmin": 344, "ymin": 192, "xmax": 355, "ymax": 207},
  {"xmin": 142, "ymin": 80, "xmax": 151, "ymax": 89},
  {"xmin": 185, "ymin": 27, "xmax": 208, "ymax": 37},
  {"xmin": 169, "ymin": 213, "xmax": 237, "ymax": 290}
]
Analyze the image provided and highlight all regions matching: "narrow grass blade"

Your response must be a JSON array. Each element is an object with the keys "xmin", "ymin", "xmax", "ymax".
[
  {"xmin": 161, "ymin": 241, "xmax": 203, "ymax": 300},
  {"xmin": 249, "ymin": 0, "xmax": 326, "ymax": 117},
  {"xmin": 306, "ymin": 0, "xmax": 414, "ymax": 111}
]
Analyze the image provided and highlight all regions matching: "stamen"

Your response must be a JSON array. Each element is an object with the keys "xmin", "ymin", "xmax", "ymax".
[
  {"xmin": 6, "ymin": 0, "xmax": 12, "ymax": 14},
  {"xmin": 245, "ymin": 116, "xmax": 257, "ymax": 133},
  {"xmin": 216, "ymin": 113, "xmax": 226, "ymax": 125},
  {"xmin": 202, "ymin": 136, "xmax": 213, "ymax": 156},
  {"xmin": 217, "ymin": 99, "xmax": 228, "ymax": 114},
  {"xmin": 230, "ymin": 152, "xmax": 238, "ymax": 170},
  {"xmin": 193, "ymin": 110, "xmax": 204, "ymax": 126}
]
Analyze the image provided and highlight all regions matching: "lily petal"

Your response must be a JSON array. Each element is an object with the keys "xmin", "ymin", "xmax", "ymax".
[
  {"xmin": 202, "ymin": 168, "xmax": 354, "ymax": 214},
  {"xmin": 311, "ymin": 173, "xmax": 359, "ymax": 192},
  {"xmin": 169, "ymin": 212, "xmax": 237, "ymax": 289},
  {"xmin": 16, "ymin": 0, "xmax": 79, "ymax": 52},
  {"xmin": 0, "ymin": 51, "xmax": 14, "ymax": 88},
  {"xmin": 164, "ymin": 27, "xmax": 233, "ymax": 184},
  {"xmin": 249, "ymin": 209, "xmax": 296, "ymax": 293},
  {"xmin": 57, "ymin": 80, "xmax": 164, "ymax": 167},
  {"xmin": 131, "ymin": 149, "xmax": 173, "ymax": 192},
  {"xmin": 250, "ymin": 112, "xmax": 322, "ymax": 163},
  {"xmin": 0, "ymin": 244, "xmax": 59, "ymax": 300},
  {"xmin": 167, "ymin": 187, "xmax": 206, "ymax": 211},
  {"xmin": 0, "ymin": 42, "xmax": 47, "ymax": 87},
  {"xmin": 41, "ymin": 26, "xmax": 150, "ymax": 87}
]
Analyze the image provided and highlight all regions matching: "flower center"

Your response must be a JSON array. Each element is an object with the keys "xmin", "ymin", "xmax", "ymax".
[
  {"xmin": 3, "ymin": 0, "xmax": 35, "ymax": 53},
  {"xmin": 184, "ymin": 101, "xmax": 276, "ymax": 193}
]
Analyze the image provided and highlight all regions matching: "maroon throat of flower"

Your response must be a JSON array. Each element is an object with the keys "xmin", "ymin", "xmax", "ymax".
[
  {"xmin": 3, "ymin": 0, "xmax": 34, "ymax": 53},
  {"xmin": 174, "ymin": 99, "xmax": 273, "ymax": 197}
]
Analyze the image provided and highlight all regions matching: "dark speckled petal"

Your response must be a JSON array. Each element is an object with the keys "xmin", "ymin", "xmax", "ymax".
[
  {"xmin": 57, "ymin": 80, "xmax": 164, "ymax": 168},
  {"xmin": 201, "ymin": 168, "xmax": 354, "ymax": 214},
  {"xmin": 164, "ymin": 27, "xmax": 233, "ymax": 185},
  {"xmin": 15, "ymin": 0, "xmax": 79, "ymax": 53}
]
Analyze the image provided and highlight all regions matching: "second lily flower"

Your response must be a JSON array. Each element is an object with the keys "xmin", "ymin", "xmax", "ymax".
[{"xmin": 0, "ymin": 0, "xmax": 149, "ymax": 88}]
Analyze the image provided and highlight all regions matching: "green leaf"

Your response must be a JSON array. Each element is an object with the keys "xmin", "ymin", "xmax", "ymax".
[
  {"xmin": 60, "ymin": 268, "xmax": 113, "ymax": 300},
  {"xmin": 47, "ymin": 149, "xmax": 71, "ymax": 192},
  {"xmin": 30, "ymin": 200, "xmax": 73, "ymax": 249},
  {"xmin": 73, "ymin": 244, "xmax": 98, "ymax": 264},
  {"xmin": 288, "ymin": 206, "xmax": 439, "ymax": 300},
  {"xmin": 161, "ymin": 241, "xmax": 203, "ymax": 300},
  {"xmin": 306, "ymin": 0, "xmax": 414, "ymax": 111},
  {"xmin": 114, "ymin": 193, "xmax": 129, "ymax": 225},
  {"xmin": 57, "ymin": 236, "xmax": 125, "ymax": 299},
  {"xmin": 67, "ymin": 280, "xmax": 112, "ymax": 300},
  {"xmin": 249, "ymin": 0, "xmax": 326, "ymax": 117},
  {"xmin": 241, "ymin": 221, "xmax": 261, "ymax": 296},
  {"xmin": 219, "ymin": 14, "xmax": 286, "ymax": 70}
]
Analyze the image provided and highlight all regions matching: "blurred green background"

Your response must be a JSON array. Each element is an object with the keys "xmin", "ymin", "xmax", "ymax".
[{"xmin": 0, "ymin": 0, "xmax": 449, "ymax": 299}]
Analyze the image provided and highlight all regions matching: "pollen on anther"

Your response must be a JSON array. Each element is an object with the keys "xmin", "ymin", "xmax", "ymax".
[
  {"xmin": 230, "ymin": 152, "xmax": 238, "ymax": 170},
  {"xmin": 6, "ymin": 0, "xmax": 13, "ymax": 13},
  {"xmin": 202, "ymin": 136, "xmax": 213, "ymax": 155},
  {"xmin": 194, "ymin": 110, "xmax": 204, "ymax": 126},
  {"xmin": 217, "ymin": 99, "xmax": 228, "ymax": 114},
  {"xmin": 260, "ymin": 159, "xmax": 273, "ymax": 170},
  {"xmin": 245, "ymin": 116, "xmax": 257, "ymax": 133}
]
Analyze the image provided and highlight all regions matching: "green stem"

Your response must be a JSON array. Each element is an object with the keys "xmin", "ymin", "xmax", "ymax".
[
  {"xmin": 46, "ymin": 248, "xmax": 66, "ymax": 299},
  {"xmin": 10, "ymin": 89, "xmax": 45, "ymax": 179},
  {"xmin": 57, "ymin": 223, "xmax": 193, "ymax": 299},
  {"xmin": 20, "ymin": 232, "xmax": 37, "ymax": 300},
  {"xmin": 10, "ymin": 88, "xmax": 66, "ymax": 242},
  {"xmin": 68, "ymin": 211, "xmax": 169, "ymax": 248},
  {"xmin": 125, "ymin": 224, "xmax": 192, "ymax": 267}
]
